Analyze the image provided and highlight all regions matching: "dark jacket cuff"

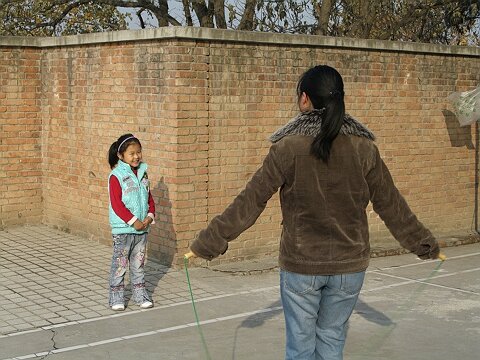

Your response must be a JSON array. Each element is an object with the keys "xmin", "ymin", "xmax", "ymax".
[{"xmin": 190, "ymin": 229, "xmax": 228, "ymax": 261}]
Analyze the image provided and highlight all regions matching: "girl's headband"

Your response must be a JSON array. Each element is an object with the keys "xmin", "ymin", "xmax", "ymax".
[{"xmin": 117, "ymin": 136, "xmax": 136, "ymax": 151}]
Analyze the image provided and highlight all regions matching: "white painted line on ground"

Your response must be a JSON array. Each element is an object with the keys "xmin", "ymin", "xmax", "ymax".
[
  {"xmin": 86, "ymin": 338, "xmax": 123, "ymax": 346},
  {"xmin": 368, "ymin": 251, "xmax": 480, "ymax": 271},
  {"xmin": 0, "ymin": 286, "xmax": 280, "ymax": 339},
  {"xmin": 50, "ymin": 344, "xmax": 88, "ymax": 353},
  {"xmin": 367, "ymin": 267, "xmax": 480, "ymax": 295},
  {"xmin": 2, "ymin": 306, "xmax": 283, "ymax": 360}
]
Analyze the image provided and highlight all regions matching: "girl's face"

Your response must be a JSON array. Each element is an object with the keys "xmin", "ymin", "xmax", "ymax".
[{"xmin": 118, "ymin": 143, "xmax": 142, "ymax": 168}]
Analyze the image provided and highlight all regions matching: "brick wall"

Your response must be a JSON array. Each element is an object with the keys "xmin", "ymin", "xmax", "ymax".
[
  {"xmin": 1, "ymin": 29, "xmax": 479, "ymax": 266},
  {"xmin": 205, "ymin": 41, "xmax": 480, "ymax": 263},
  {"xmin": 0, "ymin": 47, "xmax": 42, "ymax": 227},
  {"xmin": 39, "ymin": 41, "xmax": 183, "ymax": 265}
]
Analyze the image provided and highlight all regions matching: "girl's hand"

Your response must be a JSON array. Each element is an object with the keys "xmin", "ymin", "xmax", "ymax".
[
  {"xmin": 133, "ymin": 220, "xmax": 146, "ymax": 231},
  {"xmin": 142, "ymin": 217, "xmax": 153, "ymax": 228}
]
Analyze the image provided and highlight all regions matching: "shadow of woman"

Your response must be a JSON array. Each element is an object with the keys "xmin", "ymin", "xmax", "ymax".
[
  {"xmin": 354, "ymin": 297, "xmax": 393, "ymax": 326},
  {"xmin": 348, "ymin": 296, "xmax": 396, "ymax": 357},
  {"xmin": 231, "ymin": 299, "xmax": 283, "ymax": 360}
]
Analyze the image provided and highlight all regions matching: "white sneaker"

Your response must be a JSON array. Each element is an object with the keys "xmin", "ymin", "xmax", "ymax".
[
  {"xmin": 140, "ymin": 301, "xmax": 153, "ymax": 309},
  {"xmin": 111, "ymin": 304, "xmax": 125, "ymax": 311}
]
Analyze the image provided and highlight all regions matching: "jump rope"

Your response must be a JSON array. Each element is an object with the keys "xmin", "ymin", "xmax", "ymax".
[
  {"xmin": 358, "ymin": 252, "xmax": 447, "ymax": 356},
  {"xmin": 183, "ymin": 251, "xmax": 446, "ymax": 360},
  {"xmin": 184, "ymin": 252, "xmax": 212, "ymax": 360}
]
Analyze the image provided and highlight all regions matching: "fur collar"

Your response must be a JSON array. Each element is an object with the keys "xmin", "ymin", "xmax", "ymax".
[{"xmin": 269, "ymin": 109, "xmax": 375, "ymax": 143}]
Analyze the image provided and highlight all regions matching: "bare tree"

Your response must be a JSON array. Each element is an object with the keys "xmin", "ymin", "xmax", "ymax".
[
  {"xmin": 191, "ymin": 0, "xmax": 212, "ymax": 27},
  {"xmin": 0, "ymin": 0, "xmax": 129, "ymax": 36},
  {"xmin": 1, "ymin": 0, "xmax": 478, "ymax": 46},
  {"xmin": 316, "ymin": 0, "xmax": 334, "ymax": 35},
  {"xmin": 238, "ymin": 0, "xmax": 257, "ymax": 30},
  {"xmin": 214, "ymin": 0, "xmax": 227, "ymax": 28},
  {"xmin": 182, "ymin": 0, "xmax": 194, "ymax": 26}
]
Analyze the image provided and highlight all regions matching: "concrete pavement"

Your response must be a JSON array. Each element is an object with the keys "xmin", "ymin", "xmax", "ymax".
[{"xmin": 1, "ymin": 225, "xmax": 480, "ymax": 359}]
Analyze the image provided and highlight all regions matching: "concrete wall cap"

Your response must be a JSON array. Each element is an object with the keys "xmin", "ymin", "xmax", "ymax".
[{"xmin": 0, "ymin": 27, "xmax": 479, "ymax": 57}]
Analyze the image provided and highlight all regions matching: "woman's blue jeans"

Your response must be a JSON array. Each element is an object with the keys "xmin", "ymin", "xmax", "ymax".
[
  {"xmin": 280, "ymin": 269, "xmax": 365, "ymax": 360},
  {"xmin": 108, "ymin": 233, "xmax": 151, "ymax": 306}
]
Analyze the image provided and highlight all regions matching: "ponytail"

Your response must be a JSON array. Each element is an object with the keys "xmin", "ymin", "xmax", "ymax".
[
  {"xmin": 310, "ymin": 91, "xmax": 345, "ymax": 162},
  {"xmin": 108, "ymin": 142, "xmax": 120, "ymax": 169},
  {"xmin": 297, "ymin": 65, "xmax": 345, "ymax": 162}
]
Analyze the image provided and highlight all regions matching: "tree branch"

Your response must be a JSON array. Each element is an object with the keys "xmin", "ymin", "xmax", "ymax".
[
  {"xmin": 34, "ymin": 0, "xmax": 93, "ymax": 30},
  {"xmin": 137, "ymin": 8, "xmax": 146, "ymax": 29},
  {"xmin": 46, "ymin": 0, "xmax": 174, "ymax": 27},
  {"xmin": 182, "ymin": 0, "xmax": 193, "ymax": 26},
  {"xmin": 191, "ymin": 0, "xmax": 213, "ymax": 27},
  {"xmin": 213, "ymin": 0, "xmax": 226, "ymax": 28},
  {"xmin": 168, "ymin": 14, "xmax": 181, "ymax": 26},
  {"xmin": 316, "ymin": 0, "xmax": 333, "ymax": 35}
]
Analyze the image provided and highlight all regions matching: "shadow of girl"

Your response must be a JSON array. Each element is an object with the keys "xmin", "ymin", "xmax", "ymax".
[{"xmin": 143, "ymin": 176, "xmax": 176, "ymax": 300}]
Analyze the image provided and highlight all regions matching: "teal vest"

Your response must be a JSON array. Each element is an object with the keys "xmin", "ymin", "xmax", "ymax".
[{"xmin": 108, "ymin": 160, "xmax": 150, "ymax": 234}]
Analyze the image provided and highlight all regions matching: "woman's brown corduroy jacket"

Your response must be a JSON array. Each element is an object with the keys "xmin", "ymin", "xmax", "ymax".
[{"xmin": 191, "ymin": 110, "xmax": 439, "ymax": 275}]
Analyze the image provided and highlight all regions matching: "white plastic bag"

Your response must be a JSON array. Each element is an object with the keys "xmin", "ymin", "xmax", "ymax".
[{"xmin": 448, "ymin": 85, "xmax": 480, "ymax": 126}]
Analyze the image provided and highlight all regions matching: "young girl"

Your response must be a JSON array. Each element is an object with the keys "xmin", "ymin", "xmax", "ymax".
[{"xmin": 107, "ymin": 133, "xmax": 155, "ymax": 311}]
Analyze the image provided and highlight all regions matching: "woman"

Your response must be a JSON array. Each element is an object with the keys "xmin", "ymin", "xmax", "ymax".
[{"xmin": 187, "ymin": 65, "xmax": 440, "ymax": 360}]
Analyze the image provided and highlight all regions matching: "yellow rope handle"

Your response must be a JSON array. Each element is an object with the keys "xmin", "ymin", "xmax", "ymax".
[
  {"xmin": 184, "ymin": 251, "xmax": 196, "ymax": 260},
  {"xmin": 438, "ymin": 253, "xmax": 447, "ymax": 261}
]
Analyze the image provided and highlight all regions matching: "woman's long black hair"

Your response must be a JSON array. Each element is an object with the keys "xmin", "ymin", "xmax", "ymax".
[{"xmin": 297, "ymin": 65, "xmax": 345, "ymax": 162}]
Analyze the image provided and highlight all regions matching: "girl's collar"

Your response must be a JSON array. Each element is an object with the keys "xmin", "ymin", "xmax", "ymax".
[{"xmin": 117, "ymin": 160, "xmax": 147, "ymax": 173}]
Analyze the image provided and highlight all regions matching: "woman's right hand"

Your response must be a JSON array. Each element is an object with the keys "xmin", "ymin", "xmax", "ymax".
[
  {"xmin": 184, "ymin": 250, "xmax": 197, "ymax": 260},
  {"xmin": 417, "ymin": 238, "xmax": 440, "ymax": 260}
]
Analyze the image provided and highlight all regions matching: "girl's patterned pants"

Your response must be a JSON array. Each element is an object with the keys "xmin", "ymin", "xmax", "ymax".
[{"xmin": 108, "ymin": 233, "xmax": 151, "ymax": 306}]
